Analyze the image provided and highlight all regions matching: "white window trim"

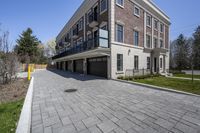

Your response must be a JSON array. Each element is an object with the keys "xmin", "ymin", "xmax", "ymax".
[
  {"xmin": 116, "ymin": 0, "xmax": 124, "ymax": 8},
  {"xmin": 160, "ymin": 39, "xmax": 164, "ymax": 48},
  {"xmin": 134, "ymin": 5, "xmax": 140, "ymax": 18},
  {"xmin": 160, "ymin": 23, "xmax": 164, "ymax": 33},
  {"xmin": 146, "ymin": 34, "xmax": 152, "ymax": 48},
  {"xmin": 117, "ymin": 54, "xmax": 123, "ymax": 72},
  {"xmin": 154, "ymin": 19, "xmax": 158, "ymax": 31},
  {"xmin": 146, "ymin": 15, "xmax": 152, "ymax": 28},
  {"xmin": 79, "ymin": 18, "xmax": 83, "ymax": 31},
  {"xmin": 115, "ymin": 23, "xmax": 124, "ymax": 43},
  {"xmin": 87, "ymin": 10, "xmax": 92, "ymax": 25},
  {"xmin": 100, "ymin": 0, "xmax": 107, "ymax": 15}
]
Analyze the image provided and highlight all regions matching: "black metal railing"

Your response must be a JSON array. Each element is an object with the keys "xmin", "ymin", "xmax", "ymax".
[{"xmin": 52, "ymin": 37, "xmax": 108, "ymax": 60}]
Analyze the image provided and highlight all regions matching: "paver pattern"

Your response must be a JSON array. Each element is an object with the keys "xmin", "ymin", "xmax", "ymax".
[{"xmin": 31, "ymin": 70, "xmax": 200, "ymax": 133}]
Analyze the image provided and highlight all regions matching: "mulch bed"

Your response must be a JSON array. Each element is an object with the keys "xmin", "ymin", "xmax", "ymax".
[{"xmin": 0, "ymin": 79, "xmax": 29, "ymax": 103}]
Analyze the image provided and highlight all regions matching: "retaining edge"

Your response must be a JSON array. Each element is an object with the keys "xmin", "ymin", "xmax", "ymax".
[{"xmin": 16, "ymin": 77, "xmax": 34, "ymax": 133}]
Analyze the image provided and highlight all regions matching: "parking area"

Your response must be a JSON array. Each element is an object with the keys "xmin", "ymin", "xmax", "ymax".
[{"xmin": 31, "ymin": 70, "xmax": 200, "ymax": 133}]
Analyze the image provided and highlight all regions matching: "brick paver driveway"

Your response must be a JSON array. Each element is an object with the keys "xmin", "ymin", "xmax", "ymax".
[{"xmin": 31, "ymin": 70, "xmax": 200, "ymax": 133}]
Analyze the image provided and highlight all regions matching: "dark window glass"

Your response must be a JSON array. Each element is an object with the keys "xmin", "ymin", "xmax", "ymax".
[
  {"xmin": 101, "ymin": 0, "xmax": 107, "ymax": 12},
  {"xmin": 134, "ymin": 56, "xmax": 139, "ymax": 70},
  {"xmin": 134, "ymin": 31, "xmax": 139, "ymax": 46},
  {"xmin": 116, "ymin": 24, "xmax": 124, "ymax": 42},
  {"xmin": 147, "ymin": 57, "xmax": 150, "ymax": 69},
  {"xmin": 117, "ymin": 54, "xmax": 123, "ymax": 71},
  {"xmin": 116, "ymin": 0, "xmax": 124, "ymax": 6}
]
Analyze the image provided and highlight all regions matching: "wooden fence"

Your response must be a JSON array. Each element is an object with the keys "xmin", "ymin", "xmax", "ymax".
[{"xmin": 21, "ymin": 64, "xmax": 47, "ymax": 72}]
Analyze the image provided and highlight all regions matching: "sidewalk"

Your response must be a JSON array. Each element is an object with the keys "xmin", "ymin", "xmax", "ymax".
[{"xmin": 168, "ymin": 76, "xmax": 200, "ymax": 81}]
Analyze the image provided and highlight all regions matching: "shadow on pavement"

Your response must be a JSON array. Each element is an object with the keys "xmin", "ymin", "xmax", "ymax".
[{"xmin": 47, "ymin": 69, "xmax": 106, "ymax": 81}]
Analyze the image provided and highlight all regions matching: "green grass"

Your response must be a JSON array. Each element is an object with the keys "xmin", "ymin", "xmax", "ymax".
[
  {"xmin": 0, "ymin": 99, "xmax": 24, "ymax": 133},
  {"xmin": 174, "ymin": 74, "xmax": 200, "ymax": 79},
  {"xmin": 133, "ymin": 77, "xmax": 200, "ymax": 95}
]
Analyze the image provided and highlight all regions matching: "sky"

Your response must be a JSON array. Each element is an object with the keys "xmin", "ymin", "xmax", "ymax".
[{"xmin": 0, "ymin": 0, "xmax": 200, "ymax": 46}]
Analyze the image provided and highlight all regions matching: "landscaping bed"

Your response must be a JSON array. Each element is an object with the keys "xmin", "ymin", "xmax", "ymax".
[
  {"xmin": 0, "ymin": 78, "xmax": 29, "ymax": 133},
  {"xmin": 118, "ymin": 76, "xmax": 200, "ymax": 95}
]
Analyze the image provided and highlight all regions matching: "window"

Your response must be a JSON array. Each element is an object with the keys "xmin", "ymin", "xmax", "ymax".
[
  {"xmin": 147, "ymin": 57, "xmax": 150, "ymax": 69},
  {"xmin": 100, "ymin": 0, "xmax": 107, "ymax": 13},
  {"xmin": 154, "ymin": 19, "xmax": 158, "ymax": 30},
  {"xmin": 134, "ymin": 6, "xmax": 140, "ymax": 17},
  {"xmin": 116, "ymin": 0, "xmax": 124, "ymax": 7},
  {"xmin": 116, "ymin": 24, "xmax": 124, "ymax": 43},
  {"xmin": 146, "ymin": 15, "xmax": 151, "ymax": 27},
  {"xmin": 134, "ymin": 56, "xmax": 139, "ymax": 70},
  {"xmin": 146, "ymin": 35, "xmax": 151, "ymax": 48},
  {"xmin": 160, "ymin": 23, "xmax": 164, "ymax": 32},
  {"xmin": 160, "ymin": 58, "xmax": 163, "ymax": 68},
  {"xmin": 87, "ymin": 11, "xmax": 92, "ymax": 24},
  {"xmin": 134, "ymin": 31, "xmax": 139, "ymax": 46},
  {"xmin": 79, "ymin": 18, "xmax": 83, "ymax": 31},
  {"xmin": 117, "ymin": 54, "xmax": 123, "ymax": 71},
  {"xmin": 160, "ymin": 39, "xmax": 164, "ymax": 48},
  {"xmin": 154, "ymin": 38, "xmax": 158, "ymax": 48}
]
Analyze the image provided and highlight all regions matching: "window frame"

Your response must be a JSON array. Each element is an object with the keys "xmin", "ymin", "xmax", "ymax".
[
  {"xmin": 160, "ymin": 23, "xmax": 164, "ymax": 33},
  {"xmin": 160, "ymin": 39, "xmax": 164, "ymax": 48},
  {"xmin": 100, "ymin": 0, "xmax": 107, "ymax": 14},
  {"xmin": 154, "ymin": 19, "xmax": 158, "ymax": 30},
  {"xmin": 134, "ymin": 30, "xmax": 139, "ymax": 46},
  {"xmin": 78, "ymin": 18, "xmax": 83, "ymax": 31},
  {"xmin": 147, "ymin": 57, "xmax": 151, "ymax": 70},
  {"xmin": 134, "ymin": 55, "xmax": 139, "ymax": 70},
  {"xmin": 146, "ymin": 34, "xmax": 151, "ymax": 48},
  {"xmin": 117, "ymin": 54, "xmax": 123, "ymax": 71},
  {"xmin": 154, "ymin": 37, "xmax": 158, "ymax": 48},
  {"xmin": 134, "ymin": 5, "xmax": 140, "ymax": 17},
  {"xmin": 116, "ymin": 0, "xmax": 124, "ymax": 8},
  {"xmin": 115, "ymin": 23, "xmax": 124, "ymax": 43},
  {"xmin": 146, "ymin": 15, "xmax": 152, "ymax": 27}
]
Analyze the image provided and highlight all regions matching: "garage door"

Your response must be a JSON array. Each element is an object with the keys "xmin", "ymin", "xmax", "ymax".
[
  {"xmin": 74, "ymin": 59, "xmax": 84, "ymax": 74},
  {"xmin": 87, "ymin": 57, "xmax": 107, "ymax": 78},
  {"xmin": 65, "ymin": 61, "xmax": 68, "ymax": 71}
]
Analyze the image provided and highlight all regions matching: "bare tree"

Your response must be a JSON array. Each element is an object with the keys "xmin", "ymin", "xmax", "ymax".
[{"xmin": 0, "ymin": 25, "xmax": 19, "ymax": 84}]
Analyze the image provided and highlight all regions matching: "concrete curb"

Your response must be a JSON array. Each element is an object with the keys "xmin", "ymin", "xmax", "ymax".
[
  {"xmin": 16, "ymin": 77, "xmax": 34, "ymax": 133},
  {"xmin": 114, "ymin": 79, "xmax": 200, "ymax": 97}
]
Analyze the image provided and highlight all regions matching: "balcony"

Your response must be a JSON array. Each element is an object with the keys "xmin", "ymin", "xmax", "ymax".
[
  {"xmin": 153, "ymin": 44, "xmax": 168, "ymax": 53},
  {"xmin": 89, "ymin": 13, "xmax": 98, "ymax": 28},
  {"xmin": 52, "ymin": 29, "xmax": 108, "ymax": 60}
]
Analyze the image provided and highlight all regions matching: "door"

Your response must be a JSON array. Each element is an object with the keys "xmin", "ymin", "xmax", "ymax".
[
  {"xmin": 74, "ymin": 59, "xmax": 84, "ymax": 74},
  {"xmin": 87, "ymin": 57, "xmax": 107, "ymax": 78}
]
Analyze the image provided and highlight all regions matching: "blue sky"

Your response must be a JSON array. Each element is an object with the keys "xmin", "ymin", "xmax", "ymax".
[{"xmin": 0, "ymin": 0, "xmax": 200, "ymax": 45}]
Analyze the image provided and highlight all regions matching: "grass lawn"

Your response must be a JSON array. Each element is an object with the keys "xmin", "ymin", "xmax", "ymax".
[
  {"xmin": 0, "ymin": 99, "xmax": 24, "ymax": 133},
  {"xmin": 174, "ymin": 74, "xmax": 200, "ymax": 79},
  {"xmin": 133, "ymin": 77, "xmax": 200, "ymax": 95}
]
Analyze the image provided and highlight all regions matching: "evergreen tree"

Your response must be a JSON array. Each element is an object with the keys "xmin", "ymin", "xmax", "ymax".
[
  {"xmin": 193, "ymin": 26, "xmax": 200, "ymax": 69},
  {"xmin": 15, "ymin": 28, "xmax": 41, "ymax": 63},
  {"xmin": 174, "ymin": 34, "xmax": 190, "ymax": 70}
]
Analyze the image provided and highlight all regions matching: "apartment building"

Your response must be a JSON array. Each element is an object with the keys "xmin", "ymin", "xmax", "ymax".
[{"xmin": 52, "ymin": 0, "xmax": 170, "ymax": 79}]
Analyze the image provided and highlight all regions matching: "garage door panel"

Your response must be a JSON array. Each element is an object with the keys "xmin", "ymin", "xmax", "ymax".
[
  {"xmin": 74, "ymin": 60, "xmax": 84, "ymax": 74},
  {"xmin": 87, "ymin": 57, "xmax": 107, "ymax": 78}
]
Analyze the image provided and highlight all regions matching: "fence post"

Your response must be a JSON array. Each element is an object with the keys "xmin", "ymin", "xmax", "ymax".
[{"xmin": 28, "ymin": 65, "xmax": 31, "ymax": 81}]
